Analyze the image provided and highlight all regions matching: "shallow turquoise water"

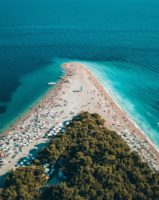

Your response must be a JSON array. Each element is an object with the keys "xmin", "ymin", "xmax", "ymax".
[
  {"xmin": 0, "ymin": 0, "xmax": 159, "ymax": 147},
  {"xmin": 0, "ymin": 61, "xmax": 63, "ymax": 131},
  {"xmin": 78, "ymin": 60, "xmax": 159, "ymax": 146}
]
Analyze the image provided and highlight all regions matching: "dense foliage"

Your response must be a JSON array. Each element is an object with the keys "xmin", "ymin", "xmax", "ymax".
[
  {"xmin": 1, "ymin": 112, "xmax": 159, "ymax": 200},
  {"xmin": 1, "ymin": 166, "xmax": 47, "ymax": 200}
]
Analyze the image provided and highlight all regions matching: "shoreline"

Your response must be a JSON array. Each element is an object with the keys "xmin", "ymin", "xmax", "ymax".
[
  {"xmin": 64, "ymin": 62, "xmax": 159, "ymax": 169},
  {"xmin": 87, "ymin": 67, "xmax": 159, "ymax": 151},
  {"xmin": 0, "ymin": 63, "xmax": 65, "ymax": 137},
  {"xmin": 81, "ymin": 64, "xmax": 159, "ymax": 153},
  {"xmin": 82, "ymin": 63, "xmax": 159, "ymax": 153},
  {"xmin": 0, "ymin": 73, "xmax": 65, "ymax": 139},
  {"xmin": 0, "ymin": 87, "xmax": 52, "ymax": 138},
  {"xmin": 0, "ymin": 62, "xmax": 159, "ymax": 179},
  {"xmin": 0, "ymin": 66, "xmax": 70, "ymax": 179}
]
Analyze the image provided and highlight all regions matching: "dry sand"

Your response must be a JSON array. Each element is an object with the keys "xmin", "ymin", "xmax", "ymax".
[{"xmin": 0, "ymin": 62, "xmax": 159, "ymax": 180}]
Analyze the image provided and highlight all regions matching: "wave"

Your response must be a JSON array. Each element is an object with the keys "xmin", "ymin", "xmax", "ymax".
[{"xmin": 70, "ymin": 59, "xmax": 159, "ymax": 147}]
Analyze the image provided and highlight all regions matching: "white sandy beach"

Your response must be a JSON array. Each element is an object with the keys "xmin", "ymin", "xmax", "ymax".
[{"xmin": 0, "ymin": 62, "xmax": 159, "ymax": 181}]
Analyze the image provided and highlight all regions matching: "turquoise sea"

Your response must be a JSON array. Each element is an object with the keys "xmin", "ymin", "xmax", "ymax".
[{"xmin": 0, "ymin": 0, "xmax": 159, "ymax": 146}]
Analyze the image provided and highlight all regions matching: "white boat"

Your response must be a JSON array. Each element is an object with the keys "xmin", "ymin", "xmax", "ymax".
[{"xmin": 48, "ymin": 82, "xmax": 56, "ymax": 86}]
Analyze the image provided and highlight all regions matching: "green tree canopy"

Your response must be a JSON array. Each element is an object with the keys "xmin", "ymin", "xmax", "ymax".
[{"xmin": 1, "ymin": 112, "xmax": 159, "ymax": 200}]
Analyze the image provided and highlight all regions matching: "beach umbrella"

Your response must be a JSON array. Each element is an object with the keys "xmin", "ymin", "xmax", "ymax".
[
  {"xmin": 45, "ymin": 168, "xmax": 49, "ymax": 173},
  {"xmin": 58, "ymin": 123, "xmax": 63, "ymax": 127}
]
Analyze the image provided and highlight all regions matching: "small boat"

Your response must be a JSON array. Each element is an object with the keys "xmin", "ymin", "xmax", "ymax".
[{"xmin": 48, "ymin": 82, "xmax": 56, "ymax": 86}]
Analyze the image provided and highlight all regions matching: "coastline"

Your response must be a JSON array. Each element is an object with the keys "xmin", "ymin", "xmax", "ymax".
[
  {"xmin": 0, "ymin": 89, "xmax": 59, "ymax": 137},
  {"xmin": 0, "ymin": 87, "xmax": 52, "ymax": 137},
  {"xmin": 0, "ymin": 67, "xmax": 69, "ymax": 179},
  {"xmin": 82, "ymin": 63, "xmax": 159, "ymax": 151},
  {"xmin": 82, "ymin": 64, "xmax": 159, "ymax": 152},
  {"xmin": 84, "ymin": 64, "xmax": 159, "ymax": 149},
  {"xmin": 0, "ymin": 62, "xmax": 64, "ymax": 137},
  {"xmin": 0, "ymin": 72, "xmax": 65, "ymax": 138},
  {"xmin": 0, "ymin": 62, "xmax": 159, "ymax": 179}
]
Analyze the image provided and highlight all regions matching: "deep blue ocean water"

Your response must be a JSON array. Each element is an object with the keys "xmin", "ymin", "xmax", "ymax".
[{"xmin": 0, "ymin": 0, "xmax": 159, "ymax": 146}]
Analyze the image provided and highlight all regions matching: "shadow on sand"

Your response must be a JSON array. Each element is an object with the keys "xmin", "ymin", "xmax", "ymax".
[{"xmin": 0, "ymin": 142, "xmax": 49, "ymax": 188}]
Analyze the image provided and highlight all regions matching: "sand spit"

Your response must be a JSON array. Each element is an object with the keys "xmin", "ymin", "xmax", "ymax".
[{"xmin": 0, "ymin": 62, "xmax": 159, "ymax": 179}]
